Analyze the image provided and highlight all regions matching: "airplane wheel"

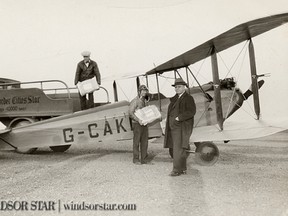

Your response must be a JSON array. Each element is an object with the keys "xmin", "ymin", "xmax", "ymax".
[
  {"xmin": 12, "ymin": 120, "xmax": 38, "ymax": 154},
  {"xmin": 50, "ymin": 145, "xmax": 71, "ymax": 152},
  {"xmin": 169, "ymin": 148, "xmax": 173, "ymax": 158},
  {"xmin": 195, "ymin": 142, "xmax": 219, "ymax": 166}
]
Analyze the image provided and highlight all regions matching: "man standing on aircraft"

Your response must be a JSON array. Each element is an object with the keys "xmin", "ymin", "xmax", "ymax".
[
  {"xmin": 74, "ymin": 51, "xmax": 101, "ymax": 110},
  {"xmin": 129, "ymin": 85, "xmax": 150, "ymax": 165},
  {"xmin": 164, "ymin": 78, "xmax": 196, "ymax": 176}
]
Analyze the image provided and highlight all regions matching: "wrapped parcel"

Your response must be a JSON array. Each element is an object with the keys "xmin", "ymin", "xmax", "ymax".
[
  {"xmin": 134, "ymin": 105, "xmax": 161, "ymax": 125},
  {"xmin": 77, "ymin": 77, "xmax": 100, "ymax": 96}
]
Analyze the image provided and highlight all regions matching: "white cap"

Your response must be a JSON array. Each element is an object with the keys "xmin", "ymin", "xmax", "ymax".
[{"xmin": 81, "ymin": 51, "xmax": 91, "ymax": 57}]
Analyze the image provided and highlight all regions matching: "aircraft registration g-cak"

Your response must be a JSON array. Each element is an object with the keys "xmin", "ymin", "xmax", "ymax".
[{"xmin": 0, "ymin": 13, "xmax": 288, "ymax": 165}]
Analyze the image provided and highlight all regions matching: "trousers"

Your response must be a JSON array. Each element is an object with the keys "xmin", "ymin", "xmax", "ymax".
[
  {"xmin": 171, "ymin": 128, "xmax": 187, "ymax": 172},
  {"xmin": 79, "ymin": 92, "xmax": 94, "ymax": 110},
  {"xmin": 132, "ymin": 122, "xmax": 148, "ymax": 163}
]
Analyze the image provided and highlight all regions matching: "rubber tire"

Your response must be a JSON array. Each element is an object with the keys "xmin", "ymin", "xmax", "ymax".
[
  {"xmin": 50, "ymin": 145, "xmax": 71, "ymax": 152},
  {"xmin": 195, "ymin": 142, "xmax": 219, "ymax": 166}
]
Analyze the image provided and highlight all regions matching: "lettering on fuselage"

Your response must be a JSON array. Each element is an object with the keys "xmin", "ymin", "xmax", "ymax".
[
  {"xmin": 63, "ymin": 128, "xmax": 74, "ymax": 143},
  {"xmin": 115, "ymin": 118, "xmax": 127, "ymax": 133},
  {"xmin": 88, "ymin": 123, "xmax": 99, "ymax": 138},
  {"xmin": 104, "ymin": 120, "xmax": 112, "ymax": 136},
  {"xmin": 62, "ymin": 117, "xmax": 130, "ymax": 143}
]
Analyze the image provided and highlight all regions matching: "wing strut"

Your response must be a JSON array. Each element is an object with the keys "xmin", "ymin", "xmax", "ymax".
[
  {"xmin": 145, "ymin": 75, "xmax": 149, "ymax": 89},
  {"xmin": 113, "ymin": 81, "xmax": 118, "ymax": 102},
  {"xmin": 186, "ymin": 67, "xmax": 213, "ymax": 102},
  {"xmin": 211, "ymin": 46, "xmax": 224, "ymax": 130},
  {"xmin": 136, "ymin": 76, "xmax": 140, "ymax": 91},
  {"xmin": 185, "ymin": 68, "xmax": 190, "ymax": 94},
  {"xmin": 248, "ymin": 39, "xmax": 261, "ymax": 119},
  {"xmin": 155, "ymin": 73, "xmax": 162, "ymax": 111},
  {"xmin": 174, "ymin": 69, "xmax": 183, "ymax": 79}
]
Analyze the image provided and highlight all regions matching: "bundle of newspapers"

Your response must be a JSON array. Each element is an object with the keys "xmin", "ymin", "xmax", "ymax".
[
  {"xmin": 77, "ymin": 77, "xmax": 100, "ymax": 96},
  {"xmin": 134, "ymin": 105, "xmax": 161, "ymax": 125}
]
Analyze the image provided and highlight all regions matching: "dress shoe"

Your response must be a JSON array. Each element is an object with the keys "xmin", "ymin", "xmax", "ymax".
[
  {"xmin": 181, "ymin": 170, "xmax": 187, "ymax": 174},
  {"xmin": 141, "ymin": 161, "xmax": 154, "ymax": 165},
  {"xmin": 169, "ymin": 171, "xmax": 182, "ymax": 176},
  {"xmin": 133, "ymin": 160, "xmax": 141, "ymax": 165}
]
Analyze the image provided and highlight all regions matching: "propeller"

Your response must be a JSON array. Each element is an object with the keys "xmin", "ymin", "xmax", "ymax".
[
  {"xmin": 243, "ymin": 79, "xmax": 265, "ymax": 100},
  {"xmin": 225, "ymin": 80, "xmax": 265, "ymax": 119}
]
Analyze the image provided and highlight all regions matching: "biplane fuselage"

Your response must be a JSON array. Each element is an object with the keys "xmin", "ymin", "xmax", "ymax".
[{"xmin": 0, "ymin": 81, "xmax": 239, "ymax": 152}]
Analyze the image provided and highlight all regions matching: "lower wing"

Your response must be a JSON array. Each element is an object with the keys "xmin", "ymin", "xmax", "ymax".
[{"xmin": 191, "ymin": 118, "xmax": 287, "ymax": 142}]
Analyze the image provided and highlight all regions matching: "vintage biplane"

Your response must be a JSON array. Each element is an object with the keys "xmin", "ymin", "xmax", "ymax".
[{"xmin": 0, "ymin": 13, "xmax": 287, "ymax": 165}]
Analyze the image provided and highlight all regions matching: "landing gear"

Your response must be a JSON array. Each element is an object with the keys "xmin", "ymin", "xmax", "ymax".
[
  {"xmin": 11, "ymin": 119, "xmax": 38, "ymax": 154},
  {"xmin": 167, "ymin": 142, "xmax": 220, "ymax": 165},
  {"xmin": 169, "ymin": 142, "xmax": 219, "ymax": 165},
  {"xmin": 50, "ymin": 145, "xmax": 71, "ymax": 152},
  {"xmin": 194, "ymin": 142, "xmax": 219, "ymax": 166}
]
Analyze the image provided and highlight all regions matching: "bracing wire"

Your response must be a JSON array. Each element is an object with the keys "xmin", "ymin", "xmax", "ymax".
[
  {"xmin": 234, "ymin": 45, "xmax": 257, "ymax": 117},
  {"xmin": 190, "ymin": 47, "xmax": 213, "ymax": 86},
  {"xmin": 215, "ymin": 40, "xmax": 259, "ymax": 120},
  {"xmin": 224, "ymin": 43, "xmax": 249, "ymax": 118},
  {"xmin": 194, "ymin": 103, "xmax": 213, "ymax": 127},
  {"xmin": 117, "ymin": 81, "xmax": 131, "ymax": 101},
  {"xmin": 217, "ymin": 41, "xmax": 249, "ymax": 79}
]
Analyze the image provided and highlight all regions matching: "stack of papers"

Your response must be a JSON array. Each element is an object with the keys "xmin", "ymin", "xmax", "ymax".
[
  {"xmin": 77, "ymin": 77, "xmax": 100, "ymax": 96},
  {"xmin": 134, "ymin": 105, "xmax": 161, "ymax": 125}
]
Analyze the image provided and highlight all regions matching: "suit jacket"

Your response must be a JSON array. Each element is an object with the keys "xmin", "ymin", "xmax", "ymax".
[
  {"xmin": 164, "ymin": 91, "xmax": 196, "ymax": 149},
  {"xmin": 74, "ymin": 60, "xmax": 101, "ymax": 85}
]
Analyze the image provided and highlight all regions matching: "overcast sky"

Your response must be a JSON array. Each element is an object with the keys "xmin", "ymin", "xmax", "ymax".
[{"xmin": 0, "ymin": 0, "xmax": 287, "ymax": 101}]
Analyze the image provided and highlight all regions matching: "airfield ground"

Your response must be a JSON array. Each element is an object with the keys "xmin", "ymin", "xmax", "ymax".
[{"xmin": 0, "ymin": 131, "xmax": 287, "ymax": 216}]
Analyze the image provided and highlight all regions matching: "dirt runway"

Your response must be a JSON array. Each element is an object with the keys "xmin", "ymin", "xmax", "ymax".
[{"xmin": 0, "ymin": 131, "xmax": 287, "ymax": 216}]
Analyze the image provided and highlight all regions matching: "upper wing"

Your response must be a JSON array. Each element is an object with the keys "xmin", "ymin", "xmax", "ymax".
[{"xmin": 146, "ymin": 13, "xmax": 288, "ymax": 75}]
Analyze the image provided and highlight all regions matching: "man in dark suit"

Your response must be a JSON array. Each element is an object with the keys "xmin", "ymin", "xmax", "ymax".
[
  {"xmin": 164, "ymin": 78, "xmax": 196, "ymax": 176},
  {"xmin": 74, "ymin": 51, "xmax": 101, "ymax": 110}
]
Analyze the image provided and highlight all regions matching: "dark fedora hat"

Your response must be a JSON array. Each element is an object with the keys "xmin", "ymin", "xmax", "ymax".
[{"xmin": 172, "ymin": 78, "xmax": 188, "ymax": 87}]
